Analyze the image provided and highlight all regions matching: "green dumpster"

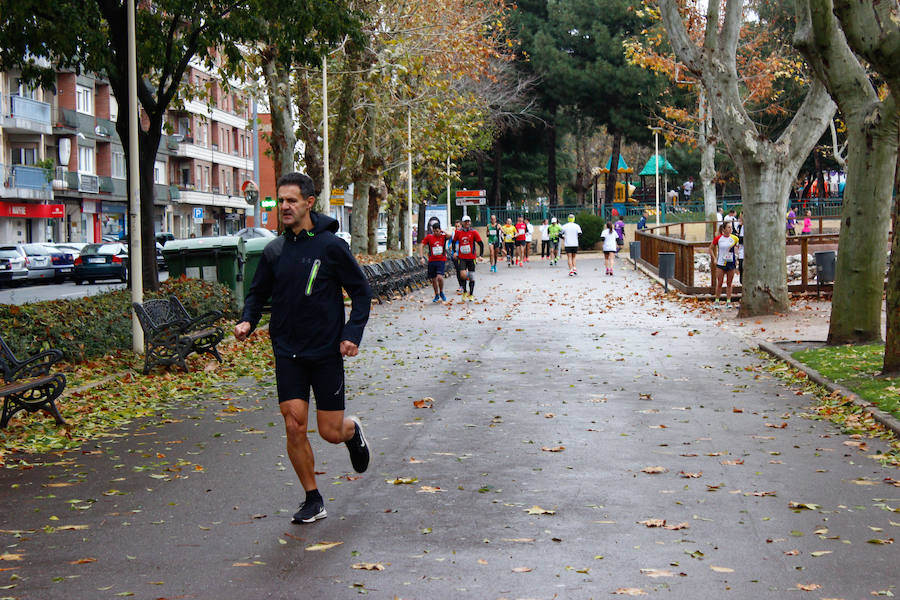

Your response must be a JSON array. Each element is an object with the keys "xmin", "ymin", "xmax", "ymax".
[
  {"xmin": 242, "ymin": 237, "xmax": 275, "ymax": 310},
  {"xmin": 162, "ymin": 236, "xmax": 246, "ymax": 309}
]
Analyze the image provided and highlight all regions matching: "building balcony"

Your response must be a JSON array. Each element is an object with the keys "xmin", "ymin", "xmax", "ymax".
[
  {"xmin": 99, "ymin": 176, "xmax": 115, "ymax": 193},
  {"xmin": 0, "ymin": 164, "xmax": 53, "ymax": 200},
  {"xmin": 57, "ymin": 107, "xmax": 80, "ymax": 130},
  {"xmin": 1, "ymin": 94, "xmax": 52, "ymax": 135},
  {"xmin": 169, "ymin": 184, "xmax": 180, "ymax": 200},
  {"xmin": 168, "ymin": 138, "xmax": 253, "ymax": 170}
]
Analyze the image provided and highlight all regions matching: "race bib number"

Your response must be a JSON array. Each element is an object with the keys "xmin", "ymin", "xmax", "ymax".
[
  {"xmin": 432, "ymin": 244, "xmax": 443, "ymax": 256},
  {"xmin": 459, "ymin": 244, "xmax": 472, "ymax": 255}
]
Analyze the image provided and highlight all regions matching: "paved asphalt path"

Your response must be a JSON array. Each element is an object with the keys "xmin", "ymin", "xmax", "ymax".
[{"xmin": 2, "ymin": 254, "xmax": 898, "ymax": 599}]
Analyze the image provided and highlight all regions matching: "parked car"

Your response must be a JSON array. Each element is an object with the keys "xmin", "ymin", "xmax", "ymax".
[
  {"xmin": 0, "ymin": 247, "xmax": 28, "ymax": 287},
  {"xmin": 156, "ymin": 232, "xmax": 175, "ymax": 246},
  {"xmin": 41, "ymin": 244, "xmax": 75, "ymax": 281},
  {"xmin": 376, "ymin": 227, "xmax": 387, "ymax": 245},
  {"xmin": 52, "ymin": 242, "xmax": 88, "ymax": 258},
  {"xmin": 234, "ymin": 227, "xmax": 276, "ymax": 241},
  {"xmin": 73, "ymin": 243, "xmax": 128, "ymax": 284},
  {"xmin": 335, "ymin": 231, "xmax": 351, "ymax": 246},
  {"xmin": 13, "ymin": 244, "xmax": 56, "ymax": 283}
]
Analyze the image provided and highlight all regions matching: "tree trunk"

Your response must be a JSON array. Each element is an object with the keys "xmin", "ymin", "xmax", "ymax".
[
  {"xmin": 350, "ymin": 180, "xmax": 369, "ymax": 255},
  {"xmin": 826, "ymin": 114, "xmax": 897, "ymax": 344},
  {"xmin": 699, "ymin": 89, "xmax": 718, "ymax": 238},
  {"xmin": 399, "ymin": 207, "xmax": 409, "ymax": 253},
  {"xmin": 546, "ymin": 105, "xmax": 558, "ymax": 206},
  {"xmin": 604, "ymin": 129, "xmax": 622, "ymax": 219},
  {"xmin": 736, "ymin": 159, "xmax": 794, "ymax": 316},
  {"xmin": 367, "ymin": 184, "xmax": 380, "ymax": 255},
  {"xmin": 884, "ymin": 163, "xmax": 900, "ymax": 374},
  {"xmin": 296, "ymin": 70, "xmax": 323, "ymax": 195},
  {"xmin": 262, "ymin": 53, "xmax": 296, "ymax": 185},
  {"xmin": 490, "ymin": 140, "xmax": 502, "ymax": 206}
]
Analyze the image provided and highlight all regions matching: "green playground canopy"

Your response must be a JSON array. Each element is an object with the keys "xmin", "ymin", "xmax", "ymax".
[
  {"xmin": 600, "ymin": 155, "xmax": 633, "ymax": 173},
  {"xmin": 639, "ymin": 154, "xmax": 678, "ymax": 176}
]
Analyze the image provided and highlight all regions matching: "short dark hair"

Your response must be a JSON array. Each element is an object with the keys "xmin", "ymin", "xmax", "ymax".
[{"xmin": 276, "ymin": 172, "xmax": 316, "ymax": 198}]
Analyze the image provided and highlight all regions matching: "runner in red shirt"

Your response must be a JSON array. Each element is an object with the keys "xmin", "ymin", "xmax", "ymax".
[
  {"xmin": 452, "ymin": 215, "xmax": 484, "ymax": 301},
  {"xmin": 514, "ymin": 216, "xmax": 527, "ymax": 266},
  {"xmin": 419, "ymin": 221, "xmax": 450, "ymax": 302}
]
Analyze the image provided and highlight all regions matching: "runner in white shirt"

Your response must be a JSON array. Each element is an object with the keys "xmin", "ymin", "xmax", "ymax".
[
  {"xmin": 600, "ymin": 222, "xmax": 619, "ymax": 276},
  {"xmin": 539, "ymin": 219, "xmax": 550, "ymax": 259},
  {"xmin": 560, "ymin": 214, "xmax": 583, "ymax": 276},
  {"xmin": 524, "ymin": 218, "xmax": 534, "ymax": 262}
]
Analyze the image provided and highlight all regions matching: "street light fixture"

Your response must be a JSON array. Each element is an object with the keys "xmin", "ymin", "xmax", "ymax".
[{"xmin": 650, "ymin": 126, "xmax": 662, "ymax": 227}]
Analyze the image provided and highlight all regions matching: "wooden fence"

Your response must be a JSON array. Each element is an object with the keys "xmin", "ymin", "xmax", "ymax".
[{"xmin": 633, "ymin": 217, "xmax": 843, "ymax": 296}]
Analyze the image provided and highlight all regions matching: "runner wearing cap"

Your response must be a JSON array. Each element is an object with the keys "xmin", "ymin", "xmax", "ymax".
[
  {"xmin": 560, "ymin": 214, "xmax": 583, "ymax": 276},
  {"xmin": 514, "ymin": 216, "xmax": 527, "ymax": 266},
  {"xmin": 547, "ymin": 217, "xmax": 562, "ymax": 266},
  {"xmin": 419, "ymin": 220, "xmax": 450, "ymax": 302},
  {"xmin": 452, "ymin": 215, "xmax": 484, "ymax": 301},
  {"xmin": 501, "ymin": 218, "xmax": 517, "ymax": 267}
]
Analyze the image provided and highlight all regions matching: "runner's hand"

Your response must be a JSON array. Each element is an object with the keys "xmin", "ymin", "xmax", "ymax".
[
  {"xmin": 234, "ymin": 321, "xmax": 251, "ymax": 341},
  {"xmin": 340, "ymin": 340, "xmax": 359, "ymax": 357}
]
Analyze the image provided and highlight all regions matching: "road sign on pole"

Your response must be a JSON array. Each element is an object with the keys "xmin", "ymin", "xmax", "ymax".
[{"xmin": 455, "ymin": 189, "xmax": 487, "ymax": 206}]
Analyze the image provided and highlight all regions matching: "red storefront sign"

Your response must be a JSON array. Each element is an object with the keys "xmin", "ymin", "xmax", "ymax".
[{"xmin": 0, "ymin": 202, "xmax": 65, "ymax": 219}]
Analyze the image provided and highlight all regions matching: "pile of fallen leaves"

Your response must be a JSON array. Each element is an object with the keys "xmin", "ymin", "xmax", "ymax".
[
  {"xmin": 761, "ymin": 352, "xmax": 900, "ymax": 467},
  {"xmin": 0, "ymin": 329, "xmax": 274, "ymax": 468}
]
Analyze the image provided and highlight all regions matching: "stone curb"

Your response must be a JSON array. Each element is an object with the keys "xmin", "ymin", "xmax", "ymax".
[{"xmin": 757, "ymin": 340, "xmax": 900, "ymax": 438}]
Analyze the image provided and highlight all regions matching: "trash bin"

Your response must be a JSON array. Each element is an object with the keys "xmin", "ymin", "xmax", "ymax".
[
  {"xmin": 814, "ymin": 250, "xmax": 836, "ymax": 284},
  {"xmin": 658, "ymin": 252, "xmax": 675, "ymax": 291},
  {"xmin": 814, "ymin": 250, "xmax": 836, "ymax": 297},
  {"xmin": 242, "ymin": 237, "xmax": 275, "ymax": 305},
  {"xmin": 629, "ymin": 241, "xmax": 641, "ymax": 270},
  {"xmin": 162, "ymin": 236, "xmax": 246, "ymax": 308}
]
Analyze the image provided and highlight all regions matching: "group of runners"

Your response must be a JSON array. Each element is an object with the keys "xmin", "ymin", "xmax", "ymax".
[{"xmin": 485, "ymin": 214, "xmax": 585, "ymax": 276}]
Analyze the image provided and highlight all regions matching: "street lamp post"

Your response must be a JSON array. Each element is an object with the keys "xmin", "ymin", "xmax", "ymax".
[
  {"xmin": 651, "ymin": 127, "xmax": 662, "ymax": 227},
  {"xmin": 127, "ymin": 0, "xmax": 143, "ymax": 353}
]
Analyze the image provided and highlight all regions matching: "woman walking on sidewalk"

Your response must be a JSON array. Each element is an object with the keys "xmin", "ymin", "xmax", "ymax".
[{"xmin": 600, "ymin": 221, "xmax": 618, "ymax": 275}]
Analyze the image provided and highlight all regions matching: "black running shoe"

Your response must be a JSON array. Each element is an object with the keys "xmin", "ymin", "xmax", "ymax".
[
  {"xmin": 292, "ymin": 498, "xmax": 326, "ymax": 524},
  {"xmin": 346, "ymin": 416, "xmax": 370, "ymax": 473}
]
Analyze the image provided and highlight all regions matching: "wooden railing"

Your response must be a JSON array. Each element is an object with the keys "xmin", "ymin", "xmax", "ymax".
[{"xmin": 634, "ymin": 218, "xmax": 845, "ymax": 295}]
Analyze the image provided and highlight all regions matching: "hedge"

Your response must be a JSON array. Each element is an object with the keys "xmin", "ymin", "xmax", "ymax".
[{"xmin": 0, "ymin": 277, "xmax": 237, "ymax": 363}]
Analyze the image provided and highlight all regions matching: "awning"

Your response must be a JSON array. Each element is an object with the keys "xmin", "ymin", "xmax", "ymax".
[{"xmin": 0, "ymin": 202, "xmax": 64, "ymax": 219}]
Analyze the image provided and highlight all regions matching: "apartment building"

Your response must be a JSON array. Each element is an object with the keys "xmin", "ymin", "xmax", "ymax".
[
  {"xmin": 0, "ymin": 63, "xmax": 256, "ymax": 245},
  {"xmin": 165, "ymin": 65, "xmax": 256, "ymax": 238}
]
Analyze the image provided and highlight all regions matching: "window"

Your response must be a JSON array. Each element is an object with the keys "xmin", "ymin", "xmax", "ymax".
[
  {"xmin": 111, "ymin": 151, "xmax": 126, "ymax": 179},
  {"xmin": 154, "ymin": 161, "xmax": 166, "ymax": 185},
  {"xmin": 78, "ymin": 145, "xmax": 95, "ymax": 174},
  {"xmin": 200, "ymin": 123, "xmax": 208, "ymax": 147},
  {"xmin": 178, "ymin": 117, "xmax": 191, "ymax": 138},
  {"xmin": 76, "ymin": 84, "xmax": 94, "ymax": 115},
  {"xmin": 10, "ymin": 146, "xmax": 37, "ymax": 165},
  {"xmin": 15, "ymin": 79, "xmax": 36, "ymax": 99},
  {"xmin": 204, "ymin": 166, "xmax": 210, "ymax": 191},
  {"xmin": 109, "ymin": 94, "xmax": 118, "ymax": 122}
]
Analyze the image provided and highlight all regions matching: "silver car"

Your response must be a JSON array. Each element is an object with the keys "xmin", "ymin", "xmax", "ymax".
[
  {"xmin": 0, "ymin": 247, "xmax": 28, "ymax": 287},
  {"xmin": 17, "ymin": 244, "xmax": 56, "ymax": 282}
]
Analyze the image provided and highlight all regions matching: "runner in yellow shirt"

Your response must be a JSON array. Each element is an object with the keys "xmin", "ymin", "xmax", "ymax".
[{"xmin": 500, "ymin": 219, "xmax": 517, "ymax": 267}]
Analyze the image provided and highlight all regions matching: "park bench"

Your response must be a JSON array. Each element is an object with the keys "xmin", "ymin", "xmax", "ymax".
[
  {"xmin": 0, "ymin": 335, "xmax": 67, "ymax": 429},
  {"xmin": 133, "ymin": 296, "xmax": 225, "ymax": 374}
]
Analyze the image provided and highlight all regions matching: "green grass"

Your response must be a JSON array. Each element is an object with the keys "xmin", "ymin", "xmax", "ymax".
[{"xmin": 792, "ymin": 343, "xmax": 900, "ymax": 419}]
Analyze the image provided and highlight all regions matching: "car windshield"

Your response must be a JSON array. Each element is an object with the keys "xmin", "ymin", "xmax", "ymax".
[
  {"xmin": 0, "ymin": 249, "xmax": 19, "ymax": 259},
  {"xmin": 22, "ymin": 244, "xmax": 51, "ymax": 255},
  {"xmin": 82, "ymin": 244, "xmax": 124, "ymax": 256}
]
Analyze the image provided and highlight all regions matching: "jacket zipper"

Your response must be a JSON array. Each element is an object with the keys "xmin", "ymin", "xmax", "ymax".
[{"xmin": 305, "ymin": 259, "xmax": 321, "ymax": 296}]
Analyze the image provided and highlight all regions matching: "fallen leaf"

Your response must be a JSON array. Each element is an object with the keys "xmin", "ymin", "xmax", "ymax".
[
  {"xmin": 679, "ymin": 471, "xmax": 702, "ymax": 478},
  {"xmin": 417, "ymin": 486, "xmax": 444, "ymax": 493},
  {"xmin": 525, "ymin": 505, "xmax": 555, "ymax": 515},
  {"xmin": 511, "ymin": 566, "xmax": 532, "ymax": 573},
  {"xmin": 413, "ymin": 397, "xmax": 433, "ymax": 409},
  {"xmin": 638, "ymin": 519, "xmax": 666, "ymax": 528},
  {"xmin": 784, "ymin": 550, "xmax": 800, "ymax": 556},
  {"xmin": 0, "ymin": 554, "xmax": 23, "ymax": 561},
  {"xmin": 866, "ymin": 538, "xmax": 894, "ymax": 545},
  {"xmin": 640, "ymin": 568, "xmax": 676, "ymax": 578},
  {"xmin": 710, "ymin": 566, "xmax": 734, "ymax": 573},
  {"xmin": 796, "ymin": 583, "xmax": 822, "ymax": 591},
  {"xmin": 69, "ymin": 558, "xmax": 97, "ymax": 565},
  {"xmin": 766, "ymin": 422, "xmax": 788, "ymax": 429},
  {"xmin": 641, "ymin": 466, "xmax": 668, "ymax": 474},
  {"xmin": 788, "ymin": 502, "xmax": 821, "ymax": 510},
  {"xmin": 809, "ymin": 551, "xmax": 832, "ymax": 557},
  {"xmin": 721, "ymin": 459, "xmax": 744, "ymax": 466},
  {"xmin": 387, "ymin": 477, "xmax": 418, "ymax": 485},
  {"xmin": 541, "ymin": 446, "xmax": 565, "ymax": 453},
  {"xmin": 502, "ymin": 538, "xmax": 535, "ymax": 543},
  {"xmin": 613, "ymin": 588, "xmax": 647, "ymax": 596},
  {"xmin": 665, "ymin": 522, "xmax": 690, "ymax": 530},
  {"xmin": 352, "ymin": 563, "xmax": 385, "ymax": 571},
  {"xmin": 305, "ymin": 541, "xmax": 343, "ymax": 552}
]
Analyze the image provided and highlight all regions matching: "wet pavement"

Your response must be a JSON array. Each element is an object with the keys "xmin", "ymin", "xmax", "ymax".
[{"xmin": 1, "ymin": 254, "xmax": 898, "ymax": 599}]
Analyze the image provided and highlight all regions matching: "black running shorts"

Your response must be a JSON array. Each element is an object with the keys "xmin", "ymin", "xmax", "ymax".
[
  {"xmin": 427, "ymin": 261, "xmax": 446, "ymax": 279},
  {"xmin": 565, "ymin": 246, "xmax": 578, "ymax": 254},
  {"xmin": 459, "ymin": 258, "xmax": 476, "ymax": 272},
  {"xmin": 275, "ymin": 354, "xmax": 345, "ymax": 411}
]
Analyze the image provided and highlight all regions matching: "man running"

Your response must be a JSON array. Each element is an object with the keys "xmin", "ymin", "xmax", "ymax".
[
  {"xmin": 486, "ymin": 214, "xmax": 501, "ymax": 273},
  {"xmin": 452, "ymin": 215, "xmax": 484, "ymax": 300},
  {"xmin": 524, "ymin": 217, "xmax": 534, "ymax": 263},
  {"xmin": 234, "ymin": 172, "xmax": 372, "ymax": 525},
  {"xmin": 501, "ymin": 218, "xmax": 517, "ymax": 267},
  {"xmin": 420, "ymin": 220, "xmax": 450, "ymax": 302},
  {"xmin": 547, "ymin": 217, "xmax": 562, "ymax": 266},
  {"xmin": 560, "ymin": 214, "xmax": 583, "ymax": 276},
  {"xmin": 514, "ymin": 216, "xmax": 527, "ymax": 266}
]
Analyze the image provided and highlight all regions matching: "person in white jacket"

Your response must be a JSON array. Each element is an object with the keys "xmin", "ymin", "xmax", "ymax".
[{"xmin": 560, "ymin": 214, "xmax": 583, "ymax": 276}]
